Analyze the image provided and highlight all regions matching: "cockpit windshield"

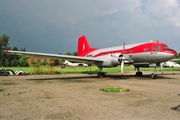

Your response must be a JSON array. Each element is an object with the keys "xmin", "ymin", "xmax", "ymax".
[{"xmin": 162, "ymin": 46, "xmax": 168, "ymax": 49}]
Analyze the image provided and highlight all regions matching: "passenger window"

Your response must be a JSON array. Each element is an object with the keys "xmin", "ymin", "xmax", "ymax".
[
  {"xmin": 159, "ymin": 46, "xmax": 161, "ymax": 49},
  {"xmin": 156, "ymin": 46, "xmax": 158, "ymax": 49},
  {"xmin": 144, "ymin": 48, "xmax": 148, "ymax": 51},
  {"xmin": 124, "ymin": 51, "xmax": 126, "ymax": 53},
  {"xmin": 101, "ymin": 53, "xmax": 103, "ymax": 56},
  {"xmin": 110, "ymin": 52, "xmax": 112, "ymax": 54},
  {"xmin": 105, "ymin": 53, "xmax": 107, "ymax": 55},
  {"xmin": 114, "ymin": 52, "xmax": 116, "ymax": 54},
  {"xmin": 129, "ymin": 50, "xmax": 132, "ymax": 53}
]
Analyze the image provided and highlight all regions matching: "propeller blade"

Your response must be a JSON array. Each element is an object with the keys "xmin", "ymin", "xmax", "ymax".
[
  {"xmin": 121, "ymin": 59, "xmax": 124, "ymax": 75},
  {"xmin": 160, "ymin": 63, "xmax": 163, "ymax": 74}
]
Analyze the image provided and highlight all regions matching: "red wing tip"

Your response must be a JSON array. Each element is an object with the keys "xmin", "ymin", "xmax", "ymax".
[
  {"xmin": 3, "ymin": 50, "xmax": 8, "ymax": 54},
  {"xmin": 121, "ymin": 74, "xmax": 123, "ymax": 75}
]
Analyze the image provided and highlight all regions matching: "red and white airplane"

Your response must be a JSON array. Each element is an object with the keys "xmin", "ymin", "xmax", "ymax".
[{"xmin": 3, "ymin": 35, "xmax": 177, "ymax": 79}]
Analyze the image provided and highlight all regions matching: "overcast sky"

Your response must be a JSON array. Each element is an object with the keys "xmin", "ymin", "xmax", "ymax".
[{"xmin": 0, "ymin": 0, "xmax": 180, "ymax": 54}]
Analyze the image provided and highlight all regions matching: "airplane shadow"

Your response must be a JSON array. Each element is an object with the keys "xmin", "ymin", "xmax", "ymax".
[
  {"xmin": 105, "ymin": 74, "xmax": 175, "ymax": 80},
  {"xmin": 26, "ymin": 73, "xmax": 176, "ymax": 81}
]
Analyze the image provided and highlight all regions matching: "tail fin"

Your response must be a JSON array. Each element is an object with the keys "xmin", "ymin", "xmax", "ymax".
[{"xmin": 77, "ymin": 35, "xmax": 97, "ymax": 57}]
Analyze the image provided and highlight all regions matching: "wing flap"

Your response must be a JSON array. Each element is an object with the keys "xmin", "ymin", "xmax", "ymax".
[{"xmin": 4, "ymin": 50, "xmax": 103, "ymax": 63}]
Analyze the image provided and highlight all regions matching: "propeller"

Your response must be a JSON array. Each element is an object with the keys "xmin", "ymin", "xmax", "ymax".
[
  {"xmin": 111, "ymin": 43, "xmax": 127, "ymax": 75},
  {"xmin": 111, "ymin": 43, "xmax": 134, "ymax": 75},
  {"xmin": 121, "ymin": 43, "xmax": 125, "ymax": 75}
]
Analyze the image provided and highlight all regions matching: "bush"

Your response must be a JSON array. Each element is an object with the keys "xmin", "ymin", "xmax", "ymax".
[
  {"xmin": 31, "ymin": 61, "xmax": 36, "ymax": 65},
  {"xmin": 19, "ymin": 56, "xmax": 28, "ymax": 66}
]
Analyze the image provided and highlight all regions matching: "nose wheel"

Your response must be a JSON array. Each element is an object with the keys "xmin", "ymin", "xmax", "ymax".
[
  {"xmin": 151, "ymin": 73, "xmax": 157, "ymax": 79},
  {"xmin": 151, "ymin": 65, "xmax": 158, "ymax": 79}
]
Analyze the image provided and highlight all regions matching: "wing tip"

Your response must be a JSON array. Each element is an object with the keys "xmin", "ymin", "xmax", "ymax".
[{"xmin": 3, "ymin": 50, "xmax": 8, "ymax": 54}]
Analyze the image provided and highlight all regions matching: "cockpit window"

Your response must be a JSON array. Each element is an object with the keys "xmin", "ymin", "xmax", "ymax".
[{"xmin": 162, "ymin": 46, "xmax": 168, "ymax": 49}]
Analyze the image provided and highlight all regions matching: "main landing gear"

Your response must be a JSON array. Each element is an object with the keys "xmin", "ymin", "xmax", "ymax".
[
  {"xmin": 135, "ymin": 66, "xmax": 157, "ymax": 79},
  {"xmin": 135, "ymin": 67, "xmax": 143, "ymax": 77},
  {"xmin": 97, "ymin": 67, "xmax": 105, "ymax": 78}
]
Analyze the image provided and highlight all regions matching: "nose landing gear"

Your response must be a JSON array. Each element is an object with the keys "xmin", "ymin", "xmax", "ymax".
[{"xmin": 151, "ymin": 66, "xmax": 157, "ymax": 79}]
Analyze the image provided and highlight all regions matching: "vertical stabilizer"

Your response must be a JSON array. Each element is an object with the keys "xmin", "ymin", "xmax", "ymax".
[{"xmin": 77, "ymin": 36, "xmax": 97, "ymax": 57}]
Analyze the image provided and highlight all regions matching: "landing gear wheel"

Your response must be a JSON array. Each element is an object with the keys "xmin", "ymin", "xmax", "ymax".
[
  {"xmin": 135, "ymin": 72, "xmax": 143, "ymax": 77},
  {"xmin": 97, "ymin": 72, "xmax": 105, "ymax": 78},
  {"xmin": 151, "ymin": 73, "xmax": 156, "ymax": 79}
]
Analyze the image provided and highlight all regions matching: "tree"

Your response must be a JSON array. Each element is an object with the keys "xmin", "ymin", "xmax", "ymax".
[
  {"xmin": 58, "ymin": 53, "xmax": 63, "ymax": 55},
  {"xmin": 72, "ymin": 51, "xmax": 77, "ymax": 56},
  {"xmin": 65, "ymin": 52, "xmax": 72, "ymax": 56},
  {"xmin": 12, "ymin": 46, "xmax": 18, "ymax": 51},
  {"xmin": 19, "ymin": 56, "xmax": 29, "ymax": 66},
  {"xmin": 0, "ymin": 34, "xmax": 10, "ymax": 50},
  {"xmin": 0, "ymin": 34, "xmax": 10, "ymax": 66},
  {"xmin": 20, "ymin": 47, "xmax": 26, "ymax": 51}
]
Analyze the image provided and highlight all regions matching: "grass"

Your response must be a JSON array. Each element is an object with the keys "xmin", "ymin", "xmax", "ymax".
[
  {"xmin": 0, "ymin": 65, "xmax": 179, "ymax": 74},
  {"xmin": 0, "ymin": 89, "xmax": 4, "ymax": 91},
  {"xmin": 3, "ymin": 91, "xmax": 26, "ymax": 96},
  {"xmin": 100, "ymin": 87, "xmax": 130, "ymax": 92}
]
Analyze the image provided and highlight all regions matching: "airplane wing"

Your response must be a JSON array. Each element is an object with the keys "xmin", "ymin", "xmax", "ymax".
[{"xmin": 3, "ymin": 50, "xmax": 103, "ymax": 63}]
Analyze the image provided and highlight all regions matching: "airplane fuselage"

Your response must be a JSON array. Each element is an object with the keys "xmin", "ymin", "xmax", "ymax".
[{"xmin": 83, "ymin": 41, "xmax": 177, "ymax": 67}]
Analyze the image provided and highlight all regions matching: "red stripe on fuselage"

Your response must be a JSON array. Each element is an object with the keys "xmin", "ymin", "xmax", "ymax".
[{"xmin": 92, "ymin": 42, "xmax": 177, "ymax": 57}]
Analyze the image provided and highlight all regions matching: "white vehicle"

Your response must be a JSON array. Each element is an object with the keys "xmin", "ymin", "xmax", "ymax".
[
  {"xmin": 162, "ymin": 61, "xmax": 180, "ymax": 68},
  {"xmin": 4, "ymin": 35, "xmax": 177, "ymax": 79},
  {"xmin": 63, "ymin": 60, "xmax": 88, "ymax": 67}
]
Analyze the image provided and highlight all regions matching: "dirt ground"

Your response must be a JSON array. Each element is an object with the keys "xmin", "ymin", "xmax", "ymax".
[{"xmin": 0, "ymin": 71, "xmax": 180, "ymax": 120}]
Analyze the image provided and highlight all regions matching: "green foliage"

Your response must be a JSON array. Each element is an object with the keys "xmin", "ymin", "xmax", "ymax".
[
  {"xmin": 12, "ymin": 46, "xmax": 18, "ymax": 51},
  {"xmin": 20, "ymin": 47, "xmax": 26, "ymax": 51},
  {"xmin": 50, "ymin": 59, "xmax": 59, "ymax": 66},
  {"xmin": 100, "ymin": 87, "xmax": 130, "ymax": 92},
  {"xmin": 65, "ymin": 52, "xmax": 72, "ymax": 55},
  {"xmin": 11, "ymin": 59, "xmax": 19, "ymax": 67},
  {"xmin": 19, "ymin": 56, "xmax": 29, "ymax": 66},
  {"xmin": 58, "ymin": 53, "xmax": 63, "ymax": 55},
  {"xmin": 72, "ymin": 51, "xmax": 77, "ymax": 56},
  {"xmin": 40, "ymin": 61, "xmax": 48, "ymax": 66},
  {"xmin": 0, "ymin": 65, "xmax": 180, "ymax": 75},
  {"xmin": 175, "ymin": 53, "xmax": 180, "ymax": 58},
  {"xmin": 0, "ymin": 34, "xmax": 10, "ymax": 49},
  {"xmin": 31, "ymin": 61, "xmax": 36, "ymax": 65}
]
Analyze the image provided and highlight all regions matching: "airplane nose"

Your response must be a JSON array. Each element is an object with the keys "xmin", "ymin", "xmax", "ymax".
[{"xmin": 167, "ymin": 48, "xmax": 177, "ymax": 55}]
